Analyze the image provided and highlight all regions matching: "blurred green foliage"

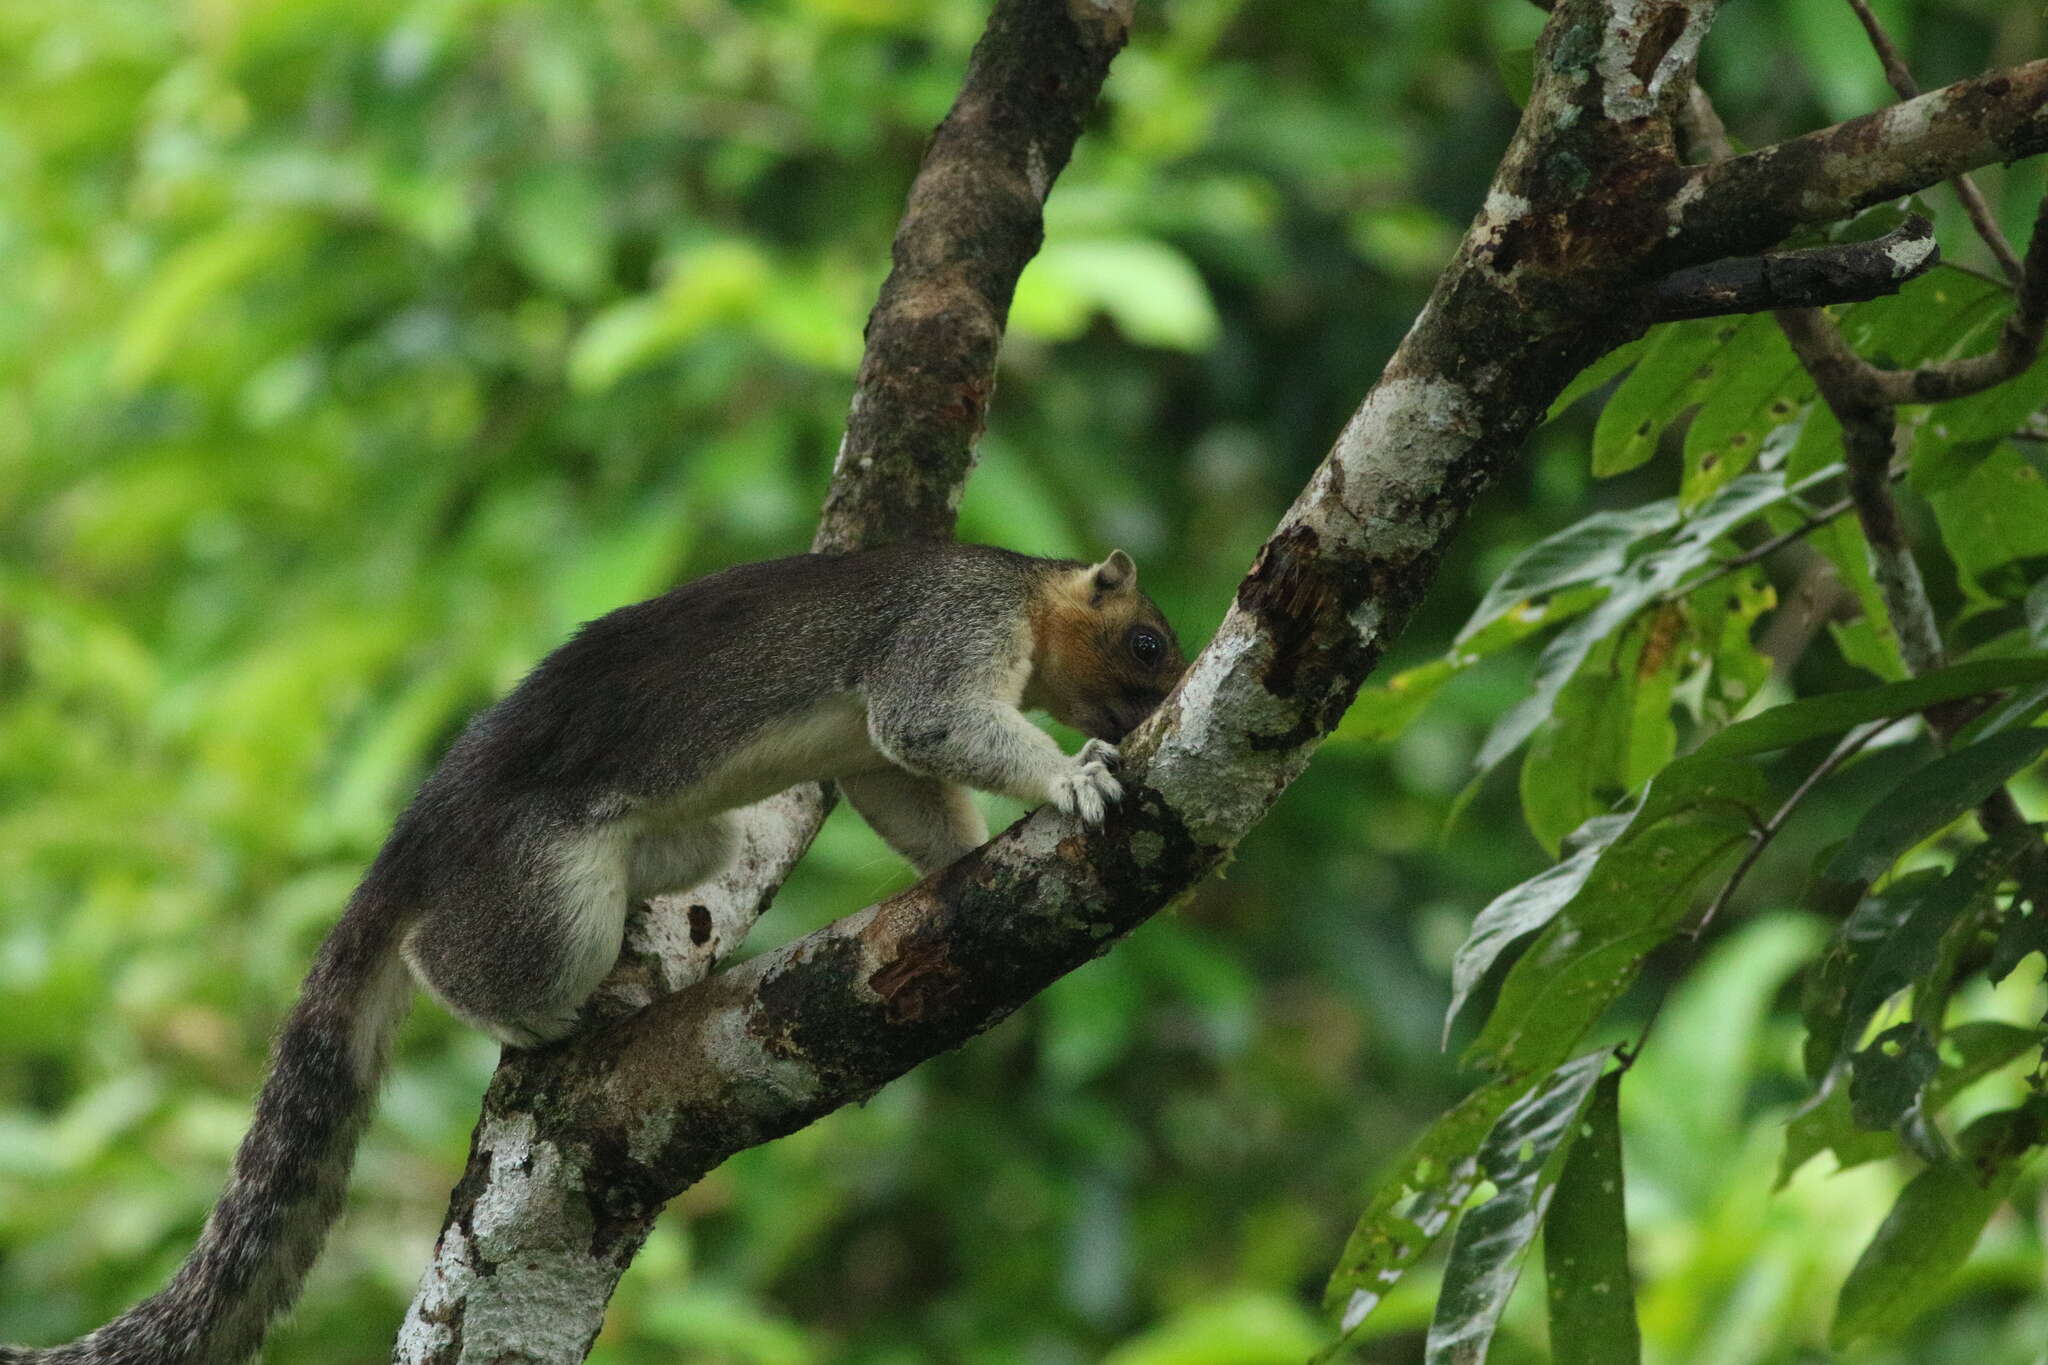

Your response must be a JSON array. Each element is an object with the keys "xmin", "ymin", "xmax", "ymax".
[{"xmin": 3, "ymin": 1, "xmax": 2046, "ymax": 1363}]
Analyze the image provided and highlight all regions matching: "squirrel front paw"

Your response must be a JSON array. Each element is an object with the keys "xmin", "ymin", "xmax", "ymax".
[{"xmin": 1050, "ymin": 740, "xmax": 1124, "ymax": 825}]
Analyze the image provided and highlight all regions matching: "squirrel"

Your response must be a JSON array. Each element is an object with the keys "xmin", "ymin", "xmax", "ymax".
[{"xmin": 3, "ymin": 541, "xmax": 1185, "ymax": 1365}]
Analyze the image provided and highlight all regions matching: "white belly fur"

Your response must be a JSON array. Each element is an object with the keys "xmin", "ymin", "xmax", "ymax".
[{"xmin": 678, "ymin": 692, "xmax": 881, "ymax": 816}]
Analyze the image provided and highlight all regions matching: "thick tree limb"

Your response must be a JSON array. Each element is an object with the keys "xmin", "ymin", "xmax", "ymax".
[
  {"xmin": 1671, "ymin": 60, "xmax": 2048, "ymax": 266},
  {"xmin": 814, "ymin": 0, "xmax": 1135, "ymax": 552},
  {"xmin": 394, "ymin": 1, "xmax": 1134, "ymax": 1358}
]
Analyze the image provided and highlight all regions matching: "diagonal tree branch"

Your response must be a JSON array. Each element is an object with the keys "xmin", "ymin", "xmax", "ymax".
[
  {"xmin": 394, "ymin": 1, "xmax": 1136, "ymax": 1358},
  {"xmin": 1669, "ymin": 60, "xmax": 2048, "ymax": 267},
  {"xmin": 394, "ymin": 5, "xmax": 2048, "ymax": 1361}
]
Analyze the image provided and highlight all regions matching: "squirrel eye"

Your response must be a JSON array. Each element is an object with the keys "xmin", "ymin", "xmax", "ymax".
[{"xmin": 1128, "ymin": 628, "xmax": 1163, "ymax": 666}]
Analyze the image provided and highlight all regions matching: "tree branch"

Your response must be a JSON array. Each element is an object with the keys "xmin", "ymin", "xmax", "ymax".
[
  {"xmin": 1844, "ymin": 0, "xmax": 2024, "ymax": 283},
  {"xmin": 813, "ymin": 0, "xmax": 1135, "ymax": 553},
  {"xmin": 1642, "ymin": 216, "xmax": 1938, "ymax": 320},
  {"xmin": 1671, "ymin": 60, "xmax": 2048, "ymax": 267}
]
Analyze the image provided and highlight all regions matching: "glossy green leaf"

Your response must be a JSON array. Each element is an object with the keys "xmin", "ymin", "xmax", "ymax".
[
  {"xmin": 1445, "ymin": 814, "xmax": 1630, "ymax": 1042},
  {"xmin": 1698, "ymin": 657, "xmax": 2048, "ymax": 760},
  {"xmin": 1543, "ymin": 1070, "xmax": 1640, "ymax": 1365},
  {"xmin": 1457, "ymin": 503, "xmax": 1679, "ymax": 648},
  {"xmin": 1519, "ymin": 609, "xmax": 1681, "ymax": 855},
  {"xmin": 1320, "ymin": 1077, "xmax": 1531, "ymax": 1332},
  {"xmin": 1474, "ymin": 467, "xmax": 1839, "ymax": 779},
  {"xmin": 1425, "ymin": 1051, "xmax": 1610, "ymax": 1365},
  {"xmin": 1466, "ymin": 757, "xmax": 1766, "ymax": 1077},
  {"xmin": 1808, "ymin": 730, "xmax": 2048, "ymax": 920},
  {"xmin": 1832, "ymin": 1102, "xmax": 2048, "ymax": 1346}
]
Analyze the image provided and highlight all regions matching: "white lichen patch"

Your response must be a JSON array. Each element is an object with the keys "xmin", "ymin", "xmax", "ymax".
[
  {"xmin": 1026, "ymin": 142, "xmax": 1052, "ymax": 202},
  {"xmin": 1885, "ymin": 231, "xmax": 1937, "ymax": 277},
  {"xmin": 410, "ymin": 1113, "xmax": 622, "ymax": 1364},
  {"xmin": 1323, "ymin": 374, "xmax": 1484, "ymax": 558},
  {"xmin": 1597, "ymin": 2, "xmax": 1707, "ymax": 122},
  {"xmin": 392, "ymin": 1223, "xmax": 470, "ymax": 1363},
  {"xmin": 1147, "ymin": 625, "xmax": 1296, "ymax": 846},
  {"xmin": 1481, "ymin": 188, "xmax": 1532, "ymax": 226},
  {"xmin": 1665, "ymin": 173, "xmax": 1706, "ymax": 235}
]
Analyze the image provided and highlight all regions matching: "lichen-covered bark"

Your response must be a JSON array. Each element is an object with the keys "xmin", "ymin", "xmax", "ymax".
[
  {"xmin": 1671, "ymin": 60, "xmax": 2048, "ymax": 267},
  {"xmin": 812, "ymin": 0, "xmax": 1135, "ymax": 553},
  {"xmin": 394, "ymin": 3, "xmax": 2048, "ymax": 1359}
]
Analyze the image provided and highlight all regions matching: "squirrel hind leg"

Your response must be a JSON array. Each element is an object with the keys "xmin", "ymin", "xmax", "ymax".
[
  {"xmin": 405, "ymin": 822, "xmax": 641, "ymax": 1048},
  {"xmin": 627, "ymin": 812, "xmax": 737, "ymax": 901}
]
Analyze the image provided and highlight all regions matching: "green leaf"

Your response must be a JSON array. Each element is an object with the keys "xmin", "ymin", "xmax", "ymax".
[
  {"xmin": 1457, "ymin": 503, "xmax": 1679, "ymax": 648},
  {"xmin": 1466, "ymin": 757, "xmax": 1766, "ymax": 1077},
  {"xmin": 504, "ymin": 163, "xmax": 613, "ymax": 298},
  {"xmin": 1697, "ymin": 657, "xmax": 2048, "ymax": 760},
  {"xmin": 1809, "ymin": 828, "xmax": 2045, "ymax": 1084},
  {"xmin": 1445, "ymin": 814, "xmax": 1630, "ymax": 1042},
  {"xmin": 1680, "ymin": 326, "xmax": 1806, "ymax": 510},
  {"xmin": 1548, "ymin": 337, "xmax": 1647, "ymax": 420},
  {"xmin": 112, "ymin": 215, "xmax": 311, "ymax": 387},
  {"xmin": 1848, "ymin": 1022, "xmax": 1945, "ymax": 1163},
  {"xmin": 1011, "ymin": 238, "xmax": 1221, "ymax": 351},
  {"xmin": 1321, "ymin": 1077, "xmax": 1531, "ymax": 1331},
  {"xmin": 1989, "ymin": 893, "xmax": 2048, "ymax": 984},
  {"xmin": 1832, "ymin": 1103, "xmax": 2048, "ymax": 1347},
  {"xmin": 1519, "ymin": 608, "xmax": 1681, "ymax": 855},
  {"xmin": 1425, "ymin": 1051, "xmax": 1611, "ymax": 1365},
  {"xmin": 1778, "ymin": 1083, "xmax": 1899, "ymax": 1186},
  {"xmin": 1779, "ymin": 1020, "xmax": 2040, "ymax": 1186},
  {"xmin": 1928, "ymin": 444, "xmax": 2048, "ymax": 605},
  {"xmin": 1593, "ymin": 317, "xmax": 1762, "ymax": 478},
  {"xmin": 568, "ymin": 239, "xmax": 774, "ymax": 393},
  {"xmin": 1808, "ymin": 730, "xmax": 2048, "ymax": 920},
  {"xmin": 1543, "ymin": 1070, "xmax": 1640, "ymax": 1365},
  {"xmin": 1335, "ymin": 658, "xmax": 1458, "ymax": 745},
  {"xmin": 1474, "ymin": 467, "xmax": 1839, "ymax": 778},
  {"xmin": 1799, "ymin": 868, "xmax": 1939, "ymax": 1081}
]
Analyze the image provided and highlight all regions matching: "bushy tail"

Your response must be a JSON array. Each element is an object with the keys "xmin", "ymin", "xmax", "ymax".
[{"xmin": 2, "ymin": 893, "xmax": 414, "ymax": 1365}]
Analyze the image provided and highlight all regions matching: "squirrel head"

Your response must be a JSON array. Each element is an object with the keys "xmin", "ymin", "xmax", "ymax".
[{"xmin": 1025, "ymin": 550, "xmax": 1187, "ymax": 743}]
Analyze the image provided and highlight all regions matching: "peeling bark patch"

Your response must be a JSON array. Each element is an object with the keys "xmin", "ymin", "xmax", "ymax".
[
  {"xmin": 1629, "ymin": 6, "xmax": 1688, "ymax": 88},
  {"xmin": 1233, "ymin": 526, "xmax": 1381, "ymax": 753},
  {"xmin": 1237, "ymin": 525, "xmax": 1338, "ymax": 701},
  {"xmin": 869, "ymin": 933, "xmax": 963, "ymax": 1023}
]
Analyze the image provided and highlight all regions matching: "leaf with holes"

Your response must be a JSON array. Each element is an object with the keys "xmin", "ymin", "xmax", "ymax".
[
  {"xmin": 1319, "ymin": 1075, "xmax": 1532, "ymax": 1338},
  {"xmin": 1545, "ymin": 1069, "xmax": 1640, "ymax": 1365},
  {"xmin": 1593, "ymin": 316, "xmax": 1760, "ymax": 478},
  {"xmin": 1424, "ymin": 1051, "xmax": 1610, "ymax": 1365},
  {"xmin": 1466, "ymin": 757, "xmax": 1766, "ymax": 1078}
]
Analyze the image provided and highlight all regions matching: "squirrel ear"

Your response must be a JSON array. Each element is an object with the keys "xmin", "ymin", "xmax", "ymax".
[{"xmin": 1090, "ymin": 549, "xmax": 1137, "ymax": 602}]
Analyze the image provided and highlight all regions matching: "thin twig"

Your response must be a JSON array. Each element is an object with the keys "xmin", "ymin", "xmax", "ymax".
[
  {"xmin": 1690, "ymin": 719, "xmax": 1895, "ymax": 941},
  {"xmin": 1844, "ymin": 0, "xmax": 2025, "ymax": 284},
  {"xmin": 1658, "ymin": 466, "xmax": 1907, "ymax": 605}
]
